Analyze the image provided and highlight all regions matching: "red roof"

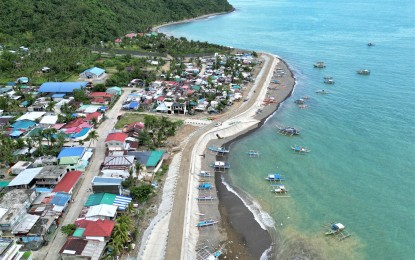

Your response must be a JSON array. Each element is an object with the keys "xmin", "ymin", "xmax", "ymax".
[
  {"xmin": 105, "ymin": 132, "xmax": 128, "ymax": 142},
  {"xmin": 64, "ymin": 118, "xmax": 84, "ymax": 129},
  {"xmin": 88, "ymin": 92, "xmax": 113, "ymax": 98},
  {"xmin": 84, "ymin": 112, "xmax": 101, "ymax": 121},
  {"xmin": 157, "ymin": 96, "xmax": 165, "ymax": 101},
  {"xmin": 53, "ymin": 171, "xmax": 82, "ymax": 193},
  {"xmin": 59, "ymin": 237, "xmax": 88, "ymax": 254},
  {"xmin": 75, "ymin": 219, "xmax": 115, "ymax": 237},
  {"xmin": 127, "ymin": 122, "xmax": 144, "ymax": 130}
]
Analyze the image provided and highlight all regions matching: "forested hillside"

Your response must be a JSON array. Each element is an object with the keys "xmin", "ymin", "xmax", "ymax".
[{"xmin": 0, "ymin": 0, "xmax": 233, "ymax": 45}]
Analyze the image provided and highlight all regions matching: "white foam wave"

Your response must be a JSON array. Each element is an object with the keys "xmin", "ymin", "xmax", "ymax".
[
  {"xmin": 221, "ymin": 176, "xmax": 275, "ymax": 230},
  {"xmin": 260, "ymin": 245, "xmax": 273, "ymax": 260}
]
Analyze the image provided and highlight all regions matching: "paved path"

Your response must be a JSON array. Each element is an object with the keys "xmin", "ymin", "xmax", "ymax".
[
  {"xmin": 33, "ymin": 90, "xmax": 131, "ymax": 260},
  {"xmin": 164, "ymin": 53, "xmax": 277, "ymax": 260}
]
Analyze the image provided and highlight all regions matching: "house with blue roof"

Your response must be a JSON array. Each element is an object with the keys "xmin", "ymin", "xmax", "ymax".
[
  {"xmin": 57, "ymin": 147, "xmax": 86, "ymax": 165},
  {"xmin": 11, "ymin": 119, "xmax": 37, "ymax": 132},
  {"xmin": 80, "ymin": 67, "xmax": 106, "ymax": 80},
  {"xmin": 38, "ymin": 82, "xmax": 88, "ymax": 94}
]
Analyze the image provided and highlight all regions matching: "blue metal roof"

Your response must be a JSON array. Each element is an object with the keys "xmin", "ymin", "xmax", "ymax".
[
  {"xmin": 10, "ymin": 130, "xmax": 23, "ymax": 137},
  {"xmin": 12, "ymin": 120, "xmax": 37, "ymax": 130},
  {"xmin": 35, "ymin": 188, "xmax": 53, "ymax": 193},
  {"xmin": 38, "ymin": 82, "xmax": 87, "ymax": 93},
  {"xmin": 129, "ymin": 102, "xmax": 139, "ymax": 109},
  {"xmin": 92, "ymin": 177, "xmax": 123, "ymax": 185},
  {"xmin": 71, "ymin": 127, "xmax": 90, "ymax": 138},
  {"xmin": 51, "ymin": 93, "xmax": 66, "ymax": 98},
  {"xmin": 50, "ymin": 192, "xmax": 71, "ymax": 206},
  {"xmin": 57, "ymin": 147, "xmax": 85, "ymax": 158},
  {"xmin": 84, "ymin": 67, "xmax": 105, "ymax": 76}
]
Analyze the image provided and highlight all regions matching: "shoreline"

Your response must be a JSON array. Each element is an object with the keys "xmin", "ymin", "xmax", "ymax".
[{"xmin": 152, "ymin": 8, "xmax": 236, "ymax": 33}]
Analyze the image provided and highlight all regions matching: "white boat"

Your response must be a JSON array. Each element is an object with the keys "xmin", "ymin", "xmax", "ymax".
[
  {"xmin": 357, "ymin": 69, "xmax": 370, "ymax": 75},
  {"xmin": 291, "ymin": 145, "xmax": 311, "ymax": 153},
  {"xmin": 316, "ymin": 89, "xmax": 329, "ymax": 94},
  {"xmin": 314, "ymin": 61, "xmax": 326, "ymax": 68}
]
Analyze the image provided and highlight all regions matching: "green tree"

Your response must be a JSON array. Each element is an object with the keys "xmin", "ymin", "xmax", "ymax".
[
  {"xmin": 87, "ymin": 130, "xmax": 99, "ymax": 148},
  {"xmin": 130, "ymin": 184, "xmax": 153, "ymax": 203},
  {"xmin": 61, "ymin": 224, "xmax": 76, "ymax": 236}
]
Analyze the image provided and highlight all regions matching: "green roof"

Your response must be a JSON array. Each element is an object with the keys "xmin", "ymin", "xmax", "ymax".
[
  {"xmin": 147, "ymin": 150, "xmax": 165, "ymax": 167},
  {"xmin": 0, "ymin": 181, "xmax": 10, "ymax": 187},
  {"xmin": 84, "ymin": 193, "xmax": 116, "ymax": 207},
  {"xmin": 73, "ymin": 228, "xmax": 85, "ymax": 237},
  {"xmin": 192, "ymin": 85, "xmax": 200, "ymax": 91}
]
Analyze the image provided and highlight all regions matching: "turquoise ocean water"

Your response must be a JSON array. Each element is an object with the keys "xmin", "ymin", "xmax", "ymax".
[{"xmin": 160, "ymin": 0, "xmax": 415, "ymax": 259}]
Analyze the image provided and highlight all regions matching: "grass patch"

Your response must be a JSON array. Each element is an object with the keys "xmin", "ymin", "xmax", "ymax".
[{"xmin": 115, "ymin": 113, "xmax": 147, "ymax": 129}]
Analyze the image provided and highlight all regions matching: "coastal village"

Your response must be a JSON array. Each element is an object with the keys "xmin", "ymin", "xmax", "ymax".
[{"xmin": 0, "ymin": 32, "xmax": 275, "ymax": 259}]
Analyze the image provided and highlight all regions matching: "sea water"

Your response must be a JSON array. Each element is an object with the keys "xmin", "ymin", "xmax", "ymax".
[{"xmin": 159, "ymin": 0, "xmax": 415, "ymax": 259}]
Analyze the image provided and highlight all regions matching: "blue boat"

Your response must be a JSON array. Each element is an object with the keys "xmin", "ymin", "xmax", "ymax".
[
  {"xmin": 265, "ymin": 173, "xmax": 285, "ymax": 181},
  {"xmin": 198, "ymin": 183, "xmax": 212, "ymax": 190},
  {"xmin": 196, "ymin": 219, "xmax": 218, "ymax": 227},
  {"xmin": 208, "ymin": 146, "xmax": 229, "ymax": 154},
  {"xmin": 291, "ymin": 145, "xmax": 311, "ymax": 153}
]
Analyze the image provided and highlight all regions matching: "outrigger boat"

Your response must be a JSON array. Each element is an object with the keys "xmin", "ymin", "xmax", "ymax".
[
  {"xmin": 208, "ymin": 146, "xmax": 230, "ymax": 154},
  {"xmin": 196, "ymin": 195, "xmax": 216, "ymax": 201},
  {"xmin": 198, "ymin": 183, "xmax": 212, "ymax": 190},
  {"xmin": 315, "ymin": 89, "xmax": 329, "ymax": 94},
  {"xmin": 357, "ymin": 69, "xmax": 370, "ymax": 75},
  {"xmin": 322, "ymin": 222, "xmax": 351, "ymax": 241},
  {"xmin": 247, "ymin": 150, "xmax": 260, "ymax": 158},
  {"xmin": 291, "ymin": 145, "xmax": 311, "ymax": 153},
  {"xmin": 313, "ymin": 61, "xmax": 326, "ymax": 68},
  {"xmin": 196, "ymin": 219, "xmax": 218, "ymax": 228},
  {"xmin": 210, "ymin": 161, "xmax": 230, "ymax": 170},
  {"xmin": 271, "ymin": 184, "xmax": 288, "ymax": 194},
  {"xmin": 198, "ymin": 171, "xmax": 213, "ymax": 178},
  {"xmin": 324, "ymin": 76, "xmax": 335, "ymax": 84},
  {"xmin": 265, "ymin": 173, "xmax": 285, "ymax": 182},
  {"xmin": 277, "ymin": 126, "xmax": 301, "ymax": 136}
]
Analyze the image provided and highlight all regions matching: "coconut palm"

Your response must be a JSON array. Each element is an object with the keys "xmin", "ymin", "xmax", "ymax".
[{"xmin": 87, "ymin": 130, "xmax": 99, "ymax": 148}]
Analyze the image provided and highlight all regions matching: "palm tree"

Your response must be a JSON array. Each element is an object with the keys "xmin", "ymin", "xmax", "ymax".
[
  {"xmin": 87, "ymin": 130, "xmax": 99, "ymax": 148},
  {"xmin": 46, "ymin": 101, "xmax": 56, "ymax": 112}
]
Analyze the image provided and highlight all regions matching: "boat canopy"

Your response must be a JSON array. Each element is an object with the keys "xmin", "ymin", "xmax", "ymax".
[
  {"xmin": 215, "ymin": 161, "xmax": 225, "ymax": 166},
  {"xmin": 333, "ymin": 223, "xmax": 345, "ymax": 230}
]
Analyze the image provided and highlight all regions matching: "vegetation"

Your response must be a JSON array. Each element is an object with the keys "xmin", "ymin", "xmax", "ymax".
[
  {"xmin": 61, "ymin": 224, "xmax": 77, "ymax": 236},
  {"xmin": 138, "ymin": 115, "xmax": 183, "ymax": 149},
  {"xmin": 130, "ymin": 184, "xmax": 154, "ymax": 203},
  {"xmin": 0, "ymin": 0, "xmax": 232, "ymax": 45}
]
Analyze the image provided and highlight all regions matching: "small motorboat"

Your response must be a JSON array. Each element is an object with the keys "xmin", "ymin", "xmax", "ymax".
[
  {"xmin": 324, "ymin": 77, "xmax": 335, "ymax": 84},
  {"xmin": 271, "ymin": 184, "xmax": 288, "ymax": 194},
  {"xmin": 291, "ymin": 145, "xmax": 311, "ymax": 153},
  {"xmin": 265, "ymin": 173, "xmax": 285, "ymax": 181},
  {"xmin": 313, "ymin": 61, "xmax": 326, "ymax": 68},
  {"xmin": 367, "ymin": 42, "xmax": 375, "ymax": 46},
  {"xmin": 316, "ymin": 89, "xmax": 329, "ymax": 94},
  {"xmin": 294, "ymin": 98, "xmax": 305, "ymax": 104},
  {"xmin": 357, "ymin": 69, "xmax": 370, "ymax": 75}
]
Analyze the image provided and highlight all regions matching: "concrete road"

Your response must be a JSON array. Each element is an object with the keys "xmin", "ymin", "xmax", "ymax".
[{"xmin": 33, "ymin": 90, "xmax": 131, "ymax": 260}]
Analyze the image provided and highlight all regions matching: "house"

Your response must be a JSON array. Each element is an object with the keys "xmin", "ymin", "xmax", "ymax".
[
  {"xmin": 15, "ymin": 214, "xmax": 57, "ymax": 250},
  {"xmin": 79, "ymin": 67, "xmax": 106, "ymax": 80},
  {"xmin": 10, "ymin": 120, "xmax": 36, "ymax": 132},
  {"xmin": 127, "ymin": 150, "xmax": 165, "ymax": 173},
  {"xmin": 16, "ymin": 112, "xmax": 46, "ymax": 122},
  {"xmin": 91, "ymin": 177, "xmax": 123, "ymax": 195},
  {"xmin": 49, "ymin": 192, "xmax": 71, "ymax": 210},
  {"xmin": 59, "ymin": 237, "xmax": 106, "ymax": 260},
  {"xmin": 105, "ymin": 133, "xmax": 128, "ymax": 151},
  {"xmin": 101, "ymin": 169, "xmax": 131, "ymax": 179},
  {"xmin": 0, "ymin": 116, "xmax": 13, "ymax": 130},
  {"xmin": 84, "ymin": 193, "xmax": 132, "ymax": 211},
  {"xmin": 9, "ymin": 161, "xmax": 32, "ymax": 176},
  {"xmin": 73, "ymin": 219, "xmax": 115, "ymax": 242},
  {"xmin": 88, "ymin": 92, "xmax": 114, "ymax": 105},
  {"xmin": 83, "ymin": 112, "xmax": 103, "ymax": 124},
  {"xmin": 7, "ymin": 167, "xmax": 43, "ymax": 189},
  {"xmin": 38, "ymin": 82, "xmax": 87, "ymax": 94},
  {"xmin": 0, "ymin": 189, "xmax": 36, "ymax": 233},
  {"xmin": 57, "ymin": 147, "xmax": 86, "ymax": 166},
  {"xmin": 102, "ymin": 155, "xmax": 135, "ymax": 171},
  {"xmin": 51, "ymin": 93, "xmax": 66, "ymax": 102},
  {"xmin": 0, "ymin": 238, "xmax": 31, "ymax": 260},
  {"xmin": 39, "ymin": 115, "xmax": 58, "ymax": 128},
  {"xmin": 34, "ymin": 165, "xmax": 68, "ymax": 187},
  {"xmin": 106, "ymin": 86, "xmax": 122, "ymax": 96},
  {"xmin": 16, "ymin": 77, "xmax": 29, "ymax": 84},
  {"xmin": 85, "ymin": 204, "xmax": 117, "ymax": 220},
  {"xmin": 52, "ymin": 171, "xmax": 83, "ymax": 194}
]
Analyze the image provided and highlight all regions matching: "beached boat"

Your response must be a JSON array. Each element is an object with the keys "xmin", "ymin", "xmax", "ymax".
[
  {"xmin": 357, "ymin": 69, "xmax": 370, "ymax": 75},
  {"xmin": 265, "ymin": 173, "xmax": 285, "ymax": 182},
  {"xmin": 291, "ymin": 145, "xmax": 311, "ymax": 153},
  {"xmin": 315, "ymin": 89, "xmax": 329, "ymax": 94},
  {"xmin": 196, "ymin": 219, "xmax": 218, "ymax": 228},
  {"xmin": 198, "ymin": 171, "xmax": 213, "ymax": 178},
  {"xmin": 313, "ymin": 61, "xmax": 326, "ymax": 68},
  {"xmin": 210, "ymin": 161, "xmax": 230, "ymax": 170},
  {"xmin": 322, "ymin": 222, "xmax": 352, "ymax": 240},
  {"xmin": 277, "ymin": 126, "xmax": 301, "ymax": 136},
  {"xmin": 198, "ymin": 183, "xmax": 212, "ymax": 190},
  {"xmin": 208, "ymin": 146, "xmax": 230, "ymax": 154},
  {"xmin": 196, "ymin": 195, "xmax": 216, "ymax": 201}
]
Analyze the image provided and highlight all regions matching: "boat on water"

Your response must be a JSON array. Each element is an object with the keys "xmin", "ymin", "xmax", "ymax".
[
  {"xmin": 294, "ymin": 98, "xmax": 305, "ymax": 104},
  {"xmin": 198, "ymin": 171, "xmax": 213, "ymax": 177},
  {"xmin": 196, "ymin": 219, "xmax": 218, "ymax": 228},
  {"xmin": 324, "ymin": 76, "xmax": 335, "ymax": 84},
  {"xmin": 298, "ymin": 104, "xmax": 308, "ymax": 109},
  {"xmin": 314, "ymin": 61, "xmax": 326, "ymax": 68},
  {"xmin": 196, "ymin": 195, "xmax": 216, "ymax": 201},
  {"xmin": 316, "ymin": 89, "xmax": 329, "ymax": 94},
  {"xmin": 247, "ymin": 150, "xmax": 260, "ymax": 157},
  {"xmin": 271, "ymin": 184, "xmax": 288, "ymax": 194},
  {"xmin": 367, "ymin": 42, "xmax": 375, "ymax": 46},
  {"xmin": 291, "ymin": 145, "xmax": 311, "ymax": 153},
  {"xmin": 198, "ymin": 183, "xmax": 212, "ymax": 190},
  {"xmin": 357, "ymin": 69, "xmax": 370, "ymax": 75},
  {"xmin": 210, "ymin": 161, "xmax": 230, "ymax": 170},
  {"xmin": 323, "ymin": 222, "xmax": 352, "ymax": 240},
  {"xmin": 265, "ymin": 173, "xmax": 285, "ymax": 181},
  {"xmin": 277, "ymin": 126, "xmax": 301, "ymax": 136}
]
